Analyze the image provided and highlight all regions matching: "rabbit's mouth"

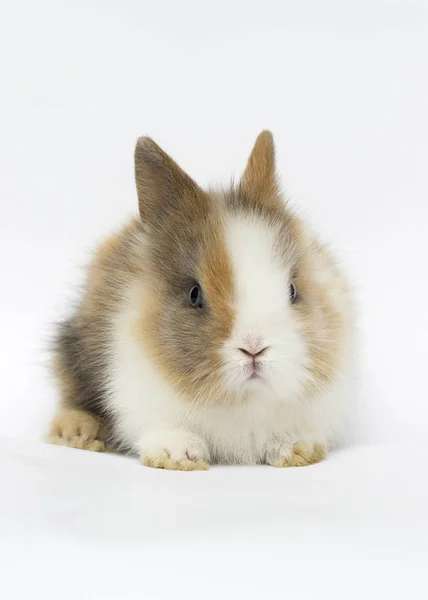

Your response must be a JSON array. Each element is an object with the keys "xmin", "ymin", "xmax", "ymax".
[
  {"xmin": 247, "ymin": 361, "xmax": 267, "ymax": 382},
  {"xmin": 243, "ymin": 358, "xmax": 264, "ymax": 381}
]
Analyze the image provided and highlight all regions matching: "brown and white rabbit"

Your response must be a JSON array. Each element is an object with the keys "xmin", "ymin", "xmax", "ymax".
[{"xmin": 47, "ymin": 131, "xmax": 355, "ymax": 470}]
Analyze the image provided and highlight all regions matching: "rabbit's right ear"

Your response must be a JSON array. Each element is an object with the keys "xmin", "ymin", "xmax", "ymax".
[
  {"xmin": 239, "ymin": 130, "xmax": 281, "ymax": 210},
  {"xmin": 134, "ymin": 137, "xmax": 203, "ymax": 225}
]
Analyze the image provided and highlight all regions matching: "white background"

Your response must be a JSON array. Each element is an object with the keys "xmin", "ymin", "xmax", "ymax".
[{"xmin": 1, "ymin": 2, "xmax": 428, "ymax": 599}]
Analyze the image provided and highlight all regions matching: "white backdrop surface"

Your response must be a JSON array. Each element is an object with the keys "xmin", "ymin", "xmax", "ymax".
[{"xmin": 0, "ymin": 2, "xmax": 427, "ymax": 599}]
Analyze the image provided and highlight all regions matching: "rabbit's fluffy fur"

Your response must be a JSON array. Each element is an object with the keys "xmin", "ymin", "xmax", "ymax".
[{"xmin": 47, "ymin": 131, "xmax": 355, "ymax": 470}]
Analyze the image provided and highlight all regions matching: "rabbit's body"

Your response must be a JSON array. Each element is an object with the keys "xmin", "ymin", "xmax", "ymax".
[{"xmin": 48, "ymin": 132, "xmax": 355, "ymax": 469}]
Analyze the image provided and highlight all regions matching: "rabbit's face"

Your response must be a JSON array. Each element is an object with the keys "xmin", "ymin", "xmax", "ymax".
[{"xmin": 135, "ymin": 133, "xmax": 347, "ymax": 405}]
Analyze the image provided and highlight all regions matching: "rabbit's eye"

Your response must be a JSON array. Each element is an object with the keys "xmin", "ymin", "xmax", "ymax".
[
  {"xmin": 289, "ymin": 282, "xmax": 298, "ymax": 303},
  {"xmin": 189, "ymin": 284, "xmax": 204, "ymax": 308}
]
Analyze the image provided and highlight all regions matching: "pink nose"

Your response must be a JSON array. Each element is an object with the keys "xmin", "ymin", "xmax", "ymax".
[{"xmin": 238, "ymin": 347, "xmax": 269, "ymax": 358}]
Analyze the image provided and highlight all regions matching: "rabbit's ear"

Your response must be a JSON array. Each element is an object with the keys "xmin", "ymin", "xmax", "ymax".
[
  {"xmin": 240, "ymin": 130, "xmax": 281, "ymax": 209},
  {"xmin": 134, "ymin": 137, "xmax": 205, "ymax": 225}
]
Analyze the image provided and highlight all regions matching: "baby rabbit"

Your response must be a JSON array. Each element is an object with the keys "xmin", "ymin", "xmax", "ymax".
[{"xmin": 47, "ymin": 131, "xmax": 354, "ymax": 470}]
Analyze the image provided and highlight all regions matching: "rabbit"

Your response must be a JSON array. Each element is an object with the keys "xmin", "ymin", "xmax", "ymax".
[{"xmin": 47, "ymin": 131, "xmax": 355, "ymax": 470}]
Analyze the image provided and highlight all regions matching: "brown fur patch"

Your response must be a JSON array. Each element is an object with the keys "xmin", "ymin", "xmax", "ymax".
[
  {"xmin": 199, "ymin": 226, "xmax": 235, "ymax": 341},
  {"xmin": 292, "ymin": 224, "xmax": 351, "ymax": 399},
  {"xmin": 82, "ymin": 218, "xmax": 144, "ymax": 319},
  {"xmin": 133, "ymin": 209, "xmax": 236, "ymax": 404}
]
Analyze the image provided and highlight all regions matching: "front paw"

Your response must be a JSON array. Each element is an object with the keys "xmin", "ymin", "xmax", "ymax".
[
  {"xmin": 266, "ymin": 441, "xmax": 327, "ymax": 468},
  {"xmin": 46, "ymin": 409, "xmax": 106, "ymax": 452},
  {"xmin": 139, "ymin": 429, "xmax": 210, "ymax": 471}
]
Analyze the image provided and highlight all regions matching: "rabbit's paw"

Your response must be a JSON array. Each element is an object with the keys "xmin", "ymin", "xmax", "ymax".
[
  {"xmin": 266, "ymin": 440, "xmax": 326, "ymax": 468},
  {"xmin": 139, "ymin": 430, "xmax": 210, "ymax": 471},
  {"xmin": 46, "ymin": 409, "xmax": 105, "ymax": 452}
]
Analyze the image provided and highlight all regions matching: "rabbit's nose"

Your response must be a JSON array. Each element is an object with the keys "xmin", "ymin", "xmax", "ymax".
[{"xmin": 238, "ymin": 346, "xmax": 269, "ymax": 358}]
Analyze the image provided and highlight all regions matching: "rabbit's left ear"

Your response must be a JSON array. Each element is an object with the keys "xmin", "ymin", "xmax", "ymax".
[{"xmin": 240, "ymin": 130, "xmax": 281, "ymax": 208}]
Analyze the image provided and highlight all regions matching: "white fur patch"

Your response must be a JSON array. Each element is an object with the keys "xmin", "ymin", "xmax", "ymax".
[{"xmin": 222, "ymin": 215, "xmax": 309, "ymax": 403}]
